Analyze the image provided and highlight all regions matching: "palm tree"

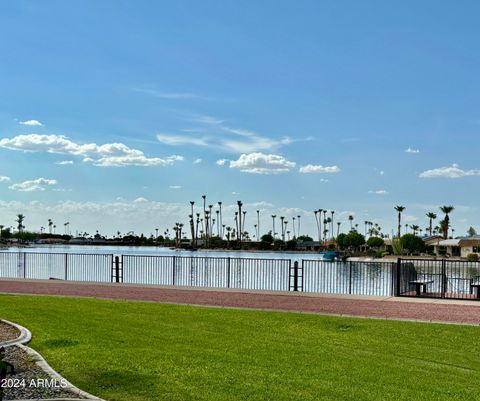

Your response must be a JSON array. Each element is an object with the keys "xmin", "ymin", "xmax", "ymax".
[
  {"xmin": 280, "ymin": 216, "xmax": 285, "ymax": 241},
  {"xmin": 411, "ymin": 224, "xmax": 420, "ymax": 236},
  {"xmin": 218, "ymin": 201, "xmax": 223, "ymax": 238},
  {"xmin": 330, "ymin": 211, "xmax": 335, "ymax": 239},
  {"xmin": 440, "ymin": 206, "xmax": 454, "ymax": 239},
  {"xmin": 314, "ymin": 210, "xmax": 321, "ymax": 243},
  {"xmin": 256, "ymin": 210, "xmax": 260, "ymax": 240},
  {"xmin": 348, "ymin": 215, "xmax": 354, "ymax": 230},
  {"xmin": 0, "ymin": 225, "xmax": 3, "ymax": 239},
  {"xmin": 237, "ymin": 201, "xmax": 243, "ymax": 243},
  {"xmin": 48, "ymin": 219, "xmax": 53, "ymax": 234},
  {"xmin": 271, "ymin": 215, "xmax": 277, "ymax": 239},
  {"xmin": 190, "ymin": 201, "xmax": 195, "ymax": 246},
  {"xmin": 426, "ymin": 212, "xmax": 437, "ymax": 236},
  {"xmin": 16, "ymin": 214, "xmax": 25, "ymax": 233},
  {"xmin": 337, "ymin": 221, "xmax": 341, "ymax": 237},
  {"xmin": 297, "ymin": 215, "xmax": 301, "ymax": 237},
  {"xmin": 394, "ymin": 206, "xmax": 405, "ymax": 238}
]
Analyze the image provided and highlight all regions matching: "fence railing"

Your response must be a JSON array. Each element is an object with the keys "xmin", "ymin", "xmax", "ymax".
[
  {"xmin": 302, "ymin": 260, "xmax": 395, "ymax": 296},
  {"xmin": 121, "ymin": 255, "xmax": 291, "ymax": 291},
  {"xmin": 1, "ymin": 252, "xmax": 480, "ymax": 301},
  {"xmin": 0, "ymin": 252, "xmax": 113, "ymax": 282},
  {"xmin": 397, "ymin": 258, "xmax": 480, "ymax": 300}
]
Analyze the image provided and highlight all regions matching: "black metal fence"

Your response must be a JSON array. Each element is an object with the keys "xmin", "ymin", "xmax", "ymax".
[
  {"xmin": 1, "ymin": 252, "xmax": 480, "ymax": 301},
  {"xmin": 396, "ymin": 258, "xmax": 480, "ymax": 300},
  {"xmin": 0, "ymin": 252, "xmax": 113, "ymax": 282},
  {"xmin": 121, "ymin": 255, "xmax": 291, "ymax": 291},
  {"xmin": 302, "ymin": 260, "xmax": 395, "ymax": 296}
]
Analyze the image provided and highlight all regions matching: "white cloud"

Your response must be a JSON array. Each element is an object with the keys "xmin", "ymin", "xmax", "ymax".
[
  {"xmin": 19, "ymin": 119, "xmax": 43, "ymax": 127},
  {"xmin": 227, "ymin": 153, "xmax": 296, "ymax": 174},
  {"xmin": 369, "ymin": 189, "xmax": 388, "ymax": 195},
  {"xmin": 0, "ymin": 134, "xmax": 184, "ymax": 167},
  {"xmin": 56, "ymin": 160, "xmax": 74, "ymax": 165},
  {"xmin": 216, "ymin": 159, "xmax": 227, "ymax": 166},
  {"xmin": 169, "ymin": 185, "xmax": 182, "ymax": 189},
  {"xmin": 405, "ymin": 147, "xmax": 420, "ymax": 153},
  {"xmin": 133, "ymin": 197, "xmax": 148, "ymax": 203},
  {"xmin": 419, "ymin": 164, "xmax": 480, "ymax": 178},
  {"xmin": 0, "ymin": 176, "xmax": 10, "ymax": 182},
  {"xmin": 193, "ymin": 158, "xmax": 202, "ymax": 164},
  {"xmin": 298, "ymin": 164, "xmax": 340, "ymax": 174},
  {"xmin": 9, "ymin": 178, "xmax": 57, "ymax": 192}
]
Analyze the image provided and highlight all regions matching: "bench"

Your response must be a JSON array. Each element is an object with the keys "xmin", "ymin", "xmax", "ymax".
[
  {"xmin": 471, "ymin": 282, "xmax": 480, "ymax": 299},
  {"xmin": 409, "ymin": 280, "xmax": 434, "ymax": 296}
]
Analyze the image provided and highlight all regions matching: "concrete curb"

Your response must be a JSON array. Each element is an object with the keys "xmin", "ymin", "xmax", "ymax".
[{"xmin": 1, "ymin": 319, "xmax": 105, "ymax": 401}]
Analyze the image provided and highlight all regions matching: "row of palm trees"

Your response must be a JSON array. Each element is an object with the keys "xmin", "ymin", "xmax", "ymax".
[{"xmin": 395, "ymin": 205, "xmax": 455, "ymax": 239}]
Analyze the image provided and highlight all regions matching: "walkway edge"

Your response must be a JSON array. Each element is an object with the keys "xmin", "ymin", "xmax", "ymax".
[{"xmin": 1, "ymin": 319, "xmax": 105, "ymax": 401}]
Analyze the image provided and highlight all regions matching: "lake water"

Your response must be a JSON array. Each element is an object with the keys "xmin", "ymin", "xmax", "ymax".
[{"xmin": 0, "ymin": 244, "xmax": 394, "ymax": 296}]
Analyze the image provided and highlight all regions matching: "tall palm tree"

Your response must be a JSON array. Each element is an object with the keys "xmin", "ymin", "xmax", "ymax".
[
  {"xmin": 0, "ymin": 225, "xmax": 3, "ymax": 239},
  {"xmin": 411, "ymin": 224, "xmax": 420, "ymax": 236},
  {"xmin": 348, "ymin": 215, "xmax": 354, "ymax": 230},
  {"xmin": 16, "ymin": 214, "xmax": 25, "ymax": 233},
  {"xmin": 292, "ymin": 217, "xmax": 296, "ymax": 239},
  {"xmin": 218, "ymin": 201, "xmax": 223, "ymax": 238},
  {"xmin": 271, "ymin": 215, "xmax": 276, "ymax": 239},
  {"xmin": 314, "ymin": 210, "xmax": 320, "ymax": 243},
  {"xmin": 330, "ymin": 211, "xmax": 334, "ymax": 239},
  {"xmin": 337, "ymin": 221, "xmax": 341, "ymax": 237},
  {"xmin": 318, "ymin": 209, "xmax": 323, "ymax": 242},
  {"xmin": 256, "ymin": 210, "xmax": 260, "ymax": 240},
  {"xmin": 440, "ymin": 206, "xmax": 454, "ymax": 239},
  {"xmin": 297, "ymin": 215, "xmax": 301, "ymax": 237},
  {"xmin": 190, "ymin": 201, "xmax": 195, "ymax": 246},
  {"xmin": 394, "ymin": 206, "xmax": 405, "ymax": 238},
  {"xmin": 237, "ymin": 201, "xmax": 243, "ymax": 243},
  {"xmin": 280, "ymin": 216, "xmax": 285, "ymax": 241},
  {"xmin": 48, "ymin": 219, "xmax": 53, "ymax": 234},
  {"xmin": 426, "ymin": 212, "xmax": 437, "ymax": 236}
]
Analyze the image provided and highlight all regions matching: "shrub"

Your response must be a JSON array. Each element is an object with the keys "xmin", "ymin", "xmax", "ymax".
[{"xmin": 467, "ymin": 253, "xmax": 479, "ymax": 262}]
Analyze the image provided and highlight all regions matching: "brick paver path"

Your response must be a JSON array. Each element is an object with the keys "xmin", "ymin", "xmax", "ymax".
[{"xmin": 1, "ymin": 279, "xmax": 480, "ymax": 325}]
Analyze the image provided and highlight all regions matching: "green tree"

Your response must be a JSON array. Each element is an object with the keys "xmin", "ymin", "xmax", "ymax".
[
  {"xmin": 367, "ymin": 236, "xmax": 384, "ymax": 249},
  {"xmin": 297, "ymin": 235, "xmax": 313, "ymax": 242},
  {"xmin": 439, "ymin": 206, "xmax": 454, "ymax": 239},
  {"xmin": 336, "ymin": 233, "xmax": 348, "ymax": 249},
  {"xmin": 400, "ymin": 233, "xmax": 425, "ymax": 255},
  {"xmin": 394, "ymin": 206, "xmax": 405, "ymax": 238},
  {"xmin": 426, "ymin": 212, "xmax": 437, "ymax": 236},
  {"xmin": 344, "ymin": 231, "xmax": 365, "ymax": 250},
  {"xmin": 467, "ymin": 227, "xmax": 477, "ymax": 237}
]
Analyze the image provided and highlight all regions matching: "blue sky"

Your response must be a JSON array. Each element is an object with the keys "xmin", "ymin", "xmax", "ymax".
[{"xmin": 0, "ymin": 0, "xmax": 479, "ymax": 238}]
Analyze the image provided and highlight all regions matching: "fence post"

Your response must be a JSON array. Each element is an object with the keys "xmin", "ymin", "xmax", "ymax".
[
  {"xmin": 293, "ymin": 261, "xmax": 299, "ymax": 291},
  {"xmin": 394, "ymin": 258, "xmax": 401, "ymax": 297},
  {"xmin": 65, "ymin": 253, "xmax": 68, "ymax": 281},
  {"xmin": 172, "ymin": 256, "xmax": 176, "ymax": 286},
  {"xmin": 114, "ymin": 256, "xmax": 120, "ymax": 283},
  {"xmin": 441, "ymin": 259, "xmax": 446, "ymax": 298},
  {"xmin": 23, "ymin": 253, "xmax": 26, "ymax": 279},
  {"xmin": 348, "ymin": 261, "xmax": 353, "ymax": 294},
  {"xmin": 227, "ymin": 257, "xmax": 231, "ymax": 288}
]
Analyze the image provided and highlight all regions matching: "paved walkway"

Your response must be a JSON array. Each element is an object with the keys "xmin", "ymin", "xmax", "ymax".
[{"xmin": 1, "ymin": 279, "xmax": 480, "ymax": 325}]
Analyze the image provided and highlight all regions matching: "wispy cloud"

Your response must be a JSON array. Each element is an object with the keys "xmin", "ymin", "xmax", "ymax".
[
  {"xmin": 299, "ymin": 164, "xmax": 340, "ymax": 174},
  {"xmin": 193, "ymin": 158, "xmax": 202, "ymax": 164},
  {"xmin": 55, "ymin": 160, "xmax": 74, "ymax": 165},
  {"xmin": 419, "ymin": 163, "xmax": 480, "ymax": 178},
  {"xmin": 368, "ymin": 189, "xmax": 388, "ymax": 195},
  {"xmin": 157, "ymin": 115, "xmax": 303, "ymax": 154},
  {"xmin": 0, "ymin": 176, "xmax": 10, "ymax": 182},
  {"xmin": 19, "ymin": 119, "xmax": 43, "ymax": 127},
  {"xmin": 9, "ymin": 178, "xmax": 57, "ymax": 192},
  {"xmin": 405, "ymin": 147, "xmax": 420, "ymax": 153},
  {"xmin": 169, "ymin": 185, "xmax": 182, "ymax": 189},
  {"xmin": 0, "ymin": 134, "xmax": 184, "ymax": 167},
  {"xmin": 132, "ymin": 87, "xmax": 216, "ymax": 101}
]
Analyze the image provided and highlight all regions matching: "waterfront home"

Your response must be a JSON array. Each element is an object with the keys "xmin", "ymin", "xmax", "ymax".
[{"xmin": 425, "ymin": 236, "xmax": 480, "ymax": 258}]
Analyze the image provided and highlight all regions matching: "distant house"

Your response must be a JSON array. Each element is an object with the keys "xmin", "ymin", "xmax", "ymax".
[{"xmin": 424, "ymin": 235, "xmax": 480, "ymax": 258}]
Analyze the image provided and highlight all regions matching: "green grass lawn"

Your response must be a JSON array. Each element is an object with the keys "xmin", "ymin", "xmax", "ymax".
[{"xmin": 1, "ymin": 295, "xmax": 479, "ymax": 401}]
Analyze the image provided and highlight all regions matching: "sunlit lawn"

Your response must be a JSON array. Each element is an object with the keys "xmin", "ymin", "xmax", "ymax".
[{"xmin": 0, "ymin": 294, "xmax": 479, "ymax": 401}]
